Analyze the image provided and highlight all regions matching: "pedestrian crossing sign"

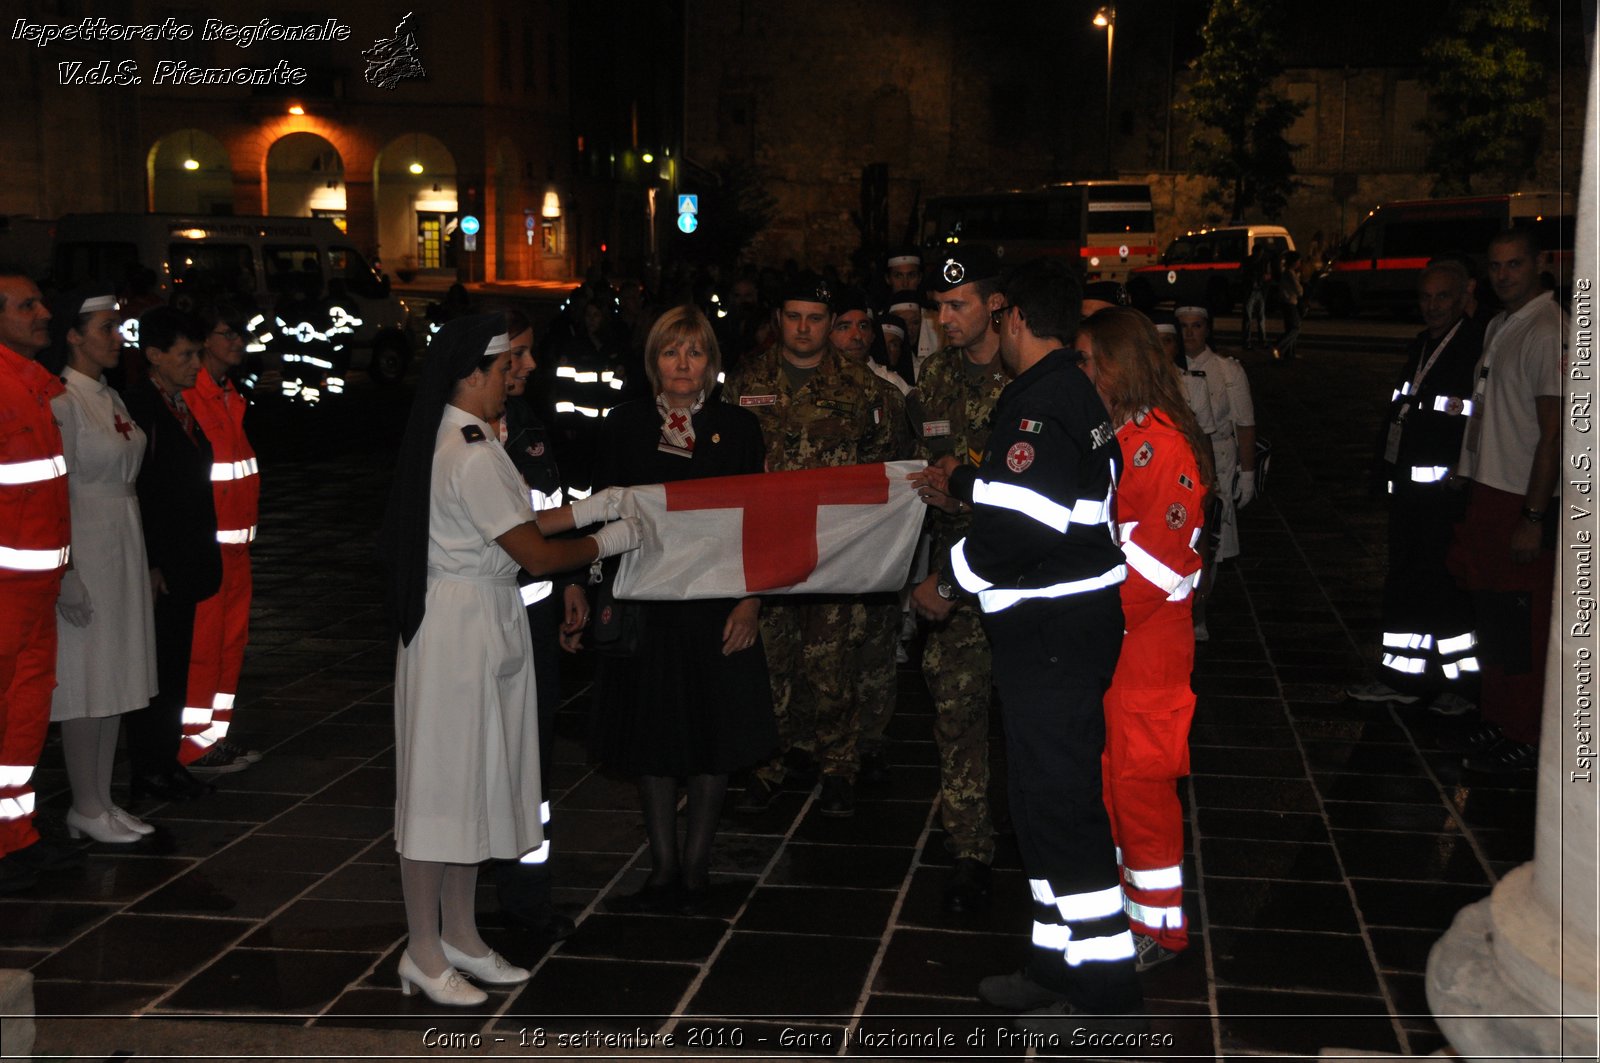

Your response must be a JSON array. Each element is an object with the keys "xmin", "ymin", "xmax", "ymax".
[{"xmin": 678, "ymin": 194, "xmax": 698, "ymax": 215}]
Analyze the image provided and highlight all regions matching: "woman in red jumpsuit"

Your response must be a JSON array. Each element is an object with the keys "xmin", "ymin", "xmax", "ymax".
[{"xmin": 1073, "ymin": 307, "xmax": 1213, "ymax": 973}]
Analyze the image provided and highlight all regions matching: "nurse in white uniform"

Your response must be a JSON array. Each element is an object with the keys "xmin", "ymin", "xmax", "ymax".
[
  {"xmin": 379, "ymin": 313, "xmax": 638, "ymax": 1007},
  {"xmin": 47, "ymin": 289, "xmax": 158, "ymax": 845}
]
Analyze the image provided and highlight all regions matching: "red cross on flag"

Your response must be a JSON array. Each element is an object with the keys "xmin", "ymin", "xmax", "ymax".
[{"xmin": 611, "ymin": 461, "xmax": 925, "ymax": 599}]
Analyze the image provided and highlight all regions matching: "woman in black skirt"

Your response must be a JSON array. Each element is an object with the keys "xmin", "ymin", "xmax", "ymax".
[{"xmin": 590, "ymin": 305, "xmax": 778, "ymax": 913}]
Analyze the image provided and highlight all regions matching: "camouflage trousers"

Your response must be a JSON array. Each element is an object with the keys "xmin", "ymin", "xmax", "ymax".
[
  {"xmin": 921, "ymin": 600, "xmax": 996, "ymax": 863},
  {"xmin": 856, "ymin": 593, "xmax": 902, "ymax": 756},
  {"xmin": 757, "ymin": 599, "xmax": 866, "ymax": 781}
]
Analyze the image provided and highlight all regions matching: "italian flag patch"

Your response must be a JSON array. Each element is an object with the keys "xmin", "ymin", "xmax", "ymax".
[{"xmin": 1019, "ymin": 419, "xmax": 1043, "ymax": 434}]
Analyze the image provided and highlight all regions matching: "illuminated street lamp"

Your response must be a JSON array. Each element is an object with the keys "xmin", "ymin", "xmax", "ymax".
[{"xmin": 1094, "ymin": 5, "xmax": 1115, "ymax": 175}]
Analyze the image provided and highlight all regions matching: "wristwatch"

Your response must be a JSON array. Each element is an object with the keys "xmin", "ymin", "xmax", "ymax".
[{"xmin": 935, "ymin": 576, "xmax": 959, "ymax": 601}]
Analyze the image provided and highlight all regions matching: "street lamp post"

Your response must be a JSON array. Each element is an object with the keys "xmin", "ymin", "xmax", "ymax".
[{"xmin": 1094, "ymin": 5, "xmax": 1116, "ymax": 176}]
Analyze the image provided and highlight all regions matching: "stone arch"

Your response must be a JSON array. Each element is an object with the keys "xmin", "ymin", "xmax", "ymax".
[
  {"xmin": 374, "ymin": 133, "xmax": 459, "ymax": 274},
  {"xmin": 265, "ymin": 131, "xmax": 346, "ymax": 224},
  {"xmin": 147, "ymin": 129, "xmax": 232, "ymax": 214}
]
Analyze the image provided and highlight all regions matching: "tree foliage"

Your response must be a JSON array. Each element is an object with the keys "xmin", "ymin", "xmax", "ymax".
[
  {"xmin": 1181, "ymin": 0, "xmax": 1305, "ymax": 222},
  {"xmin": 1421, "ymin": 0, "xmax": 1548, "ymax": 195}
]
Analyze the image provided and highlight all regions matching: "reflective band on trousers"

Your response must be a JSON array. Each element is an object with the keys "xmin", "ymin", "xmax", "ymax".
[
  {"xmin": 1031, "ymin": 923, "xmax": 1138, "ymax": 965},
  {"xmin": 970, "ymin": 478, "xmax": 1109, "ymax": 533},
  {"xmin": 518, "ymin": 801, "xmax": 553, "ymax": 865},
  {"xmin": 1438, "ymin": 631, "xmax": 1477, "ymax": 655},
  {"xmin": 1443, "ymin": 657, "xmax": 1481, "ymax": 679},
  {"xmin": 1383, "ymin": 631, "xmax": 1434, "ymax": 651},
  {"xmin": 554, "ymin": 401, "xmax": 603, "ymax": 418},
  {"xmin": 1383, "ymin": 653, "xmax": 1427, "ymax": 674},
  {"xmin": 217, "ymin": 526, "xmax": 257, "ymax": 544},
  {"xmin": 1123, "ymin": 863, "xmax": 1183, "ymax": 891},
  {"xmin": 182, "ymin": 707, "xmax": 211, "ymax": 725},
  {"xmin": 1030, "ymin": 879, "xmax": 1125, "ymax": 921},
  {"xmin": 211, "ymin": 458, "xmax": 259, "ymax": 481},
  {"xmin": 0, "ymin": 454, "xmax": 66, "ymax": 485},
  {"xmin": 0, "ymin": 794, "xmax": 35, "ymax": 821},
  {"xmin": 0, "ymin": 545, "xmax": 69, "ymax": 571},
  {"xmin": 520, "ymin": 581, "xmax": 552, "ymax": 606},
  {"xmin": 1125, "ymin": 898, "xmax": 1186, "ymax": 929},
  {"xmin": 1410, "ymin": 466, "xmax": 1450, "ymax": 483},
  {"xmin": 0, "ymin": 765, "xmax": 35, "ymax": 787}
]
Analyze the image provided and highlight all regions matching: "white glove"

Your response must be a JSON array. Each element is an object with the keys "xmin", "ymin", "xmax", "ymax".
[
  {"xmin": 591, "ymin": 515, "xmax": 642, "ymax": 559},
  {"xmin": 1235, "ymin": 469, "xmax": 1257, "ymax": 509},
  {"xmin": 569, "ymin": 486, "xmax": 625, "ymax": 529},
  {"xmin": 57, "ymin": 570, "xmax": 93, "ymax": 627}
]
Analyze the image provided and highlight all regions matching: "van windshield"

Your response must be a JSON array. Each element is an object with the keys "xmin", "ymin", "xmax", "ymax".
[
  {"xmin": 1163, "ymin": 237, "xmax": 1210, "ymax": 265},
  {"xmin": 170, "ymin": 243, "xmax": 257, "ymax": 301},
  {"xmin": 54, "ymin": 242, "xmax": 141, "ymax": 290}
]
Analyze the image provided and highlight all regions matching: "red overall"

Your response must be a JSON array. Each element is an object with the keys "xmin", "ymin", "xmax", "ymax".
[
  {"xmin": 179, "ymin": 372, "xmax": 257, "ymax": 763},
  {"xmin": 0, "ymin": 344, "xmax": 70, "ymax": 857},
  {"xmin": 1102, "ymin": 409, "xmax": 1205, "ymax": 952}
]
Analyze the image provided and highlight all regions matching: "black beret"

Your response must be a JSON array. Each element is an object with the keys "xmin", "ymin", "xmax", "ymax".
[
  {"xmin": 780, "ymin": 272, "xmax": 832, "ymax": 308},
  {"xmin": 829, "ymin": 285, "xmax": 872, "ymax": 316},
  {"xmin": 926, "ymin": 246, "xmax": 1002, "ymax": 293},
  {"xmin": 1083, "ymin": 280, "xmax": 1130, "ymax": 307}
]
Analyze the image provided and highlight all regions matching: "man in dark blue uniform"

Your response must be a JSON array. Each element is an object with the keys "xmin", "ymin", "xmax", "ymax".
[{"xmin": 915, "ymin": 257, "xmax": 1142, "ymax": 1031}]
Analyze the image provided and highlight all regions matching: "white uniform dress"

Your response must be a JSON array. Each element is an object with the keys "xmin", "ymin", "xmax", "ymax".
[
  {"xmin": 394, "ymin": 404, "xmax": 543, "ymax": 863},
  {"xmin": 1184, "ymin": 346, "xmax": 1255, "ymax": 561},
  {"xmin": 50, "ymin": 366, "xmax": 157, "ymax": 720}
]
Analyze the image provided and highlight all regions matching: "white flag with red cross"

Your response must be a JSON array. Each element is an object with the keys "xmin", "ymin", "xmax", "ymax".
[{"xmin": 611, "ymin": 460, "xmax": 925, "ymax": 599}]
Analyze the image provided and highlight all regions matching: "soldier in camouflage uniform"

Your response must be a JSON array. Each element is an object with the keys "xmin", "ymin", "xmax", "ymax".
[
  {"xmin": 723, "ymin": 275, "xmax": 898, "ymax": 818},
  {"xmin": 908, "ymin": 247, "xmax": 1006, "ymax": 914},
  {"xmin": 827, "ymin": 288, "xmax": 918, "ymax": 785}
]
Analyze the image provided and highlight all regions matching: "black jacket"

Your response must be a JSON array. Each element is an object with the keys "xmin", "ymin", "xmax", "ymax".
[{"xmin": 125, "ymin": 374, "xmax": 222, "ymax": 603}]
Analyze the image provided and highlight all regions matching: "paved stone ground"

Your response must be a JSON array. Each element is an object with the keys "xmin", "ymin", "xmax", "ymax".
[{"xmin": 6, "ymin": 339, "xmax": 1534, "ymax": 1060}]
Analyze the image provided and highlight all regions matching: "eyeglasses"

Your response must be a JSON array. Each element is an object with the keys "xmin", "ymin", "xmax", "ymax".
[
  {"xmin": 990, "ymin": 304, "xmax": 1015, "ymax": 324},
  {"xmin": 211, "ymin": 328, "xmax": 241, "ymax": 341}
]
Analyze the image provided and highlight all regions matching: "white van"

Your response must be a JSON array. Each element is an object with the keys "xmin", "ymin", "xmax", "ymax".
[{"xmin": 50, "ymin": 213, "xmax": 418, "ymax": 384}]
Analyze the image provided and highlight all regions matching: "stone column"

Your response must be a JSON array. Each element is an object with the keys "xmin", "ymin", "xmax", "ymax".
[{"xmin": 1425, "ymin": 36, "xmax": 1600, "ymax": 1062}]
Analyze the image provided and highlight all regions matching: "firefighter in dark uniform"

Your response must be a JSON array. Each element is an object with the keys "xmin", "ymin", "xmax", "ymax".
[
  {"xmin": 723, "ymin": 274, "xmax": 897, "ymax": 818},
  {"xmin": 907, "ymin": 247, "xmax": 1006, "ymax": 916},
  {"xmin": 1345, "ymin": 260, "xmax": 1483, "ymax": 711},
  {"xmin": 914, "ymin": 258, "xmax": 1142, "ymax": 1031},
  {"xmin": 493, "ymin": 325, "xmax": 588, "ymax": 943}
]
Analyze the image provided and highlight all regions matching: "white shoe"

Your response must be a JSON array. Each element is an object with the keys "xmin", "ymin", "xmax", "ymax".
[
  {"xmin": 441, "ymin": 940, "xmax": 531, "ymax": 985},
  {"xmin": 66, "ymin": 808, "xmax": 141, "ymax": 844},
  {"xmin": 1344, "ymin": 680, "xmax": 1419, "ymax": 705},
  {"xmin": 397, "ymin": 951, "xmax": 488, "ymax": 1006},
  {"xmin": 108, "ymin": 806, "xmax": 155, "ymax": 835}
]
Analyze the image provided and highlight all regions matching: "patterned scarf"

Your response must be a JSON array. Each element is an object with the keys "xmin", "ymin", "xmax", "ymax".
[
  {"xmin": 656, "ymin": 390, "xmax": 705, "ymax": 458},
  {"xmin": 151, "ymin": 370, "xmax": 197, "ymax": 444}
]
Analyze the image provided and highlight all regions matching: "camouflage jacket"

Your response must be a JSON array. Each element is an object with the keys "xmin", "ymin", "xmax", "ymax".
[
  {"xmin": 722, "ymin": 345, "xmax": 897, "ymax": 471},
  {"xmin": 916, "ymin": 344, "xmax": 1008, "ymax": 554}
]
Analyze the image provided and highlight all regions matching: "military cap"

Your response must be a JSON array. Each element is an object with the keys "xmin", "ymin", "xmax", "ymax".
[
  {"xmin": 1083, "ymin": 280, "xmax": 1130, "ymax": 308},
  {"xmin": 926, "ymin": 246, "xmax": 1002, "ymax": 293},
  {"xmin": 1149, "ymin": 309, "xmax": 1178, "ymax": 335},
  {"xmin": 885, "ymin": 246, "xmax": 922, "ymax": 268},
  {"xmin": 829, "ymin": 285, "xmax": 872, "ymax": 317},
  {"xmin": 780, "ymin": 272, "xmax": 832, "ymax": 308}
]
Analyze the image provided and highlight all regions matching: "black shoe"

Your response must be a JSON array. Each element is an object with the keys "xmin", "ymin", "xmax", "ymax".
[
  {"xmin": 606, "ymin": 881, "xmax": 682, "ymax": 914},
  {"xmin": 1011, "ymin": 997, "xmax": 1149, "ymax": 1037},
  {"xmin": 817, "ymin": 775, "xmax": 855, "ymax": 818},
  {"xmin": 1464, "ymin": 738, "xmax": 1537, "ymax": 776},
  {"xmin": 857, "ymin": 749, "xmax": 890, "ymax": 786},
  {"xmin": 1134, "ymin": 933, "xmax": 1182, "ymax": 972},
  {"xmin": 942, "ymin": 857, "xmax": 992, "ymax": 914},
  {"xmin": 735, "ymin": 776, "xmax": 780, "ymax": 814},
  {"xmin": 9, "ymin": 837, "xmax": 86, "ymax": 874},
  {"xmin": 782, "ymin": 747, "xmax": 820, "ymax": 782},
  {"xmin": 129, "ymin": 767, "xmax": 215, "ymax": 803},
  {"xmin": 978, "ymin": 969, "xmax": 1063, "ymax": 1011},
  {"xmin": 503, "ymin": 905, "xmax": 577, "ymax": 943},
  {"xmin": 1459, "ymin": 722, "xmax": 1506, "ymax": 753},
  {"xmin": 0, "ymin": 850, "xmax": 40, "ymax": 894}
]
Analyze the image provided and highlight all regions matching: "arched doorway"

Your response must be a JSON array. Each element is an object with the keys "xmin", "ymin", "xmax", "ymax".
[
  {"xmin": 147, "ymin": 129, "xmax": 232, "ymax": 214},
  {"xmin": 374, "ymin": 133, "xmax": 458, "ymax": 276},
  {"xmin": 266, "ymin": 132, "xmax": 347, "ymax": 228}
]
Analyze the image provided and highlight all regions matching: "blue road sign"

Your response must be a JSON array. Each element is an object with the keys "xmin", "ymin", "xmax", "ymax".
[
  {"xmin": 677, "ymin": 212, "xmax": 699, "ymax": 234},
  {"xmin": 678, "ymin": 194, "xmax": 699, "ymax": 215},
  {"xmin": 460, "ymin": 215, "xmax": 480, "ymax": 236}
]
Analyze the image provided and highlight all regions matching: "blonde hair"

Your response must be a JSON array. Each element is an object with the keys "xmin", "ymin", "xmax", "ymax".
[
  {"xmin": 1080, "ymin": 307, "xmax": 1215, "ymax": 490},
  {"xmin": 643, "ymin": 305, "xmax": 722, "ymax": 395}
]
